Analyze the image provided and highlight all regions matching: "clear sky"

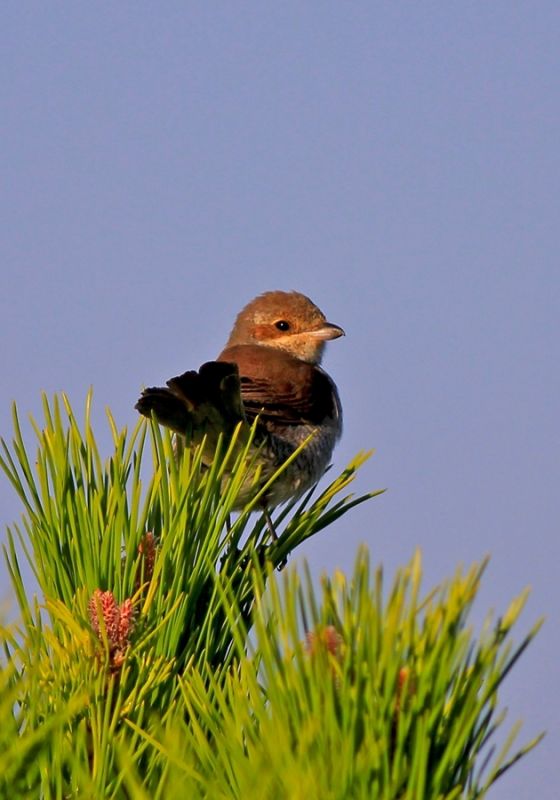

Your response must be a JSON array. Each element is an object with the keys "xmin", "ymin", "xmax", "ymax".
[{"xmin": 1, "ymin": 4, "xmax": 558, "ymax": 796}]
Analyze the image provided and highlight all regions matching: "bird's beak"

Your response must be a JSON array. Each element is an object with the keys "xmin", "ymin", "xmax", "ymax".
[{"xmin": 311, "ymin": 322, "xmax": 345, "ymax": 341}]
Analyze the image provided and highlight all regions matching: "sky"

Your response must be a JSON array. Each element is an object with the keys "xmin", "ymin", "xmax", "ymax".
[{"xmin": 1, "ymin": 4, "xmax": 558, "ymax": 796}]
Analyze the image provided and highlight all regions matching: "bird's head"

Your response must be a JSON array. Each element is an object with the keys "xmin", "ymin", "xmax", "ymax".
[{"xmin": 225, "ymin": 291, "xmax": 344, "ymax": 364}]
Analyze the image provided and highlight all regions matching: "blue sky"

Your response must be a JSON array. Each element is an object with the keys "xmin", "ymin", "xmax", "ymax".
[{"xmin": 1, "ymin": 4, "xmax": 558, "ymax": 796}]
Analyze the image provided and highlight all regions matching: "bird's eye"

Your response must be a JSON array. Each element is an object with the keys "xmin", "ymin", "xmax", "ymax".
[{"xmin": 275, "ymin": 320, "xmax": 291, "ymax": 331}]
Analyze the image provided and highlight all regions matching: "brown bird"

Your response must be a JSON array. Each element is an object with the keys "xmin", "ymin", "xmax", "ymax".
[{"xmin": 135, "ymin": 291, "xmax": 344, "ymax": 529}]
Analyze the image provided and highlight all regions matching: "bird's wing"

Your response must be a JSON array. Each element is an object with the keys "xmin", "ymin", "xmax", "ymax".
[{"xmin": 136, "ymin": 361, "xmax": 246, "ymax": 440}]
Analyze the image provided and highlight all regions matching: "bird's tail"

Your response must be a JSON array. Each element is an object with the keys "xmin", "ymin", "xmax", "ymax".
[{"xmin": 135, "ymin": 361, "xmax": 247, "ymax": 454}]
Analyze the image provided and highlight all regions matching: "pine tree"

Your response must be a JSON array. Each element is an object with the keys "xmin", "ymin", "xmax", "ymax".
[{"xmin": 0, "ymin": 393, "xmax": 542, "ymax": 798}]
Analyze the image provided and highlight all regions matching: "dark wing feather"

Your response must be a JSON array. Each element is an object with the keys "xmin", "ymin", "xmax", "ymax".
[{"xmin": 136, "ymin": 362, "xmax": 246, "ymax": 437}]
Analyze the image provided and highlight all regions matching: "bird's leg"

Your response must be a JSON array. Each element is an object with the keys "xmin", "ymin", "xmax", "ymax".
[
  {"xmin": 263, "ymin": 508, "xmax": 279, "ymax": 541},
  {"xmin": 263, "ymin": 508, "xmax": 289, "ymax": 570}
]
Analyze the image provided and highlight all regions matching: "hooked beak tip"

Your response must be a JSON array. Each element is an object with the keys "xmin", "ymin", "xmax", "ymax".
[{"xmin": 315, "ymin": 322, "xmax": 345, "ymax": 341}]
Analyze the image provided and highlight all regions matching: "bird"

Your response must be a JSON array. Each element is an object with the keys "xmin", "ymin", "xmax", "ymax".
[{"xmin": 135, "ymin": 291, "xmax": 344, "ymax": 533}]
